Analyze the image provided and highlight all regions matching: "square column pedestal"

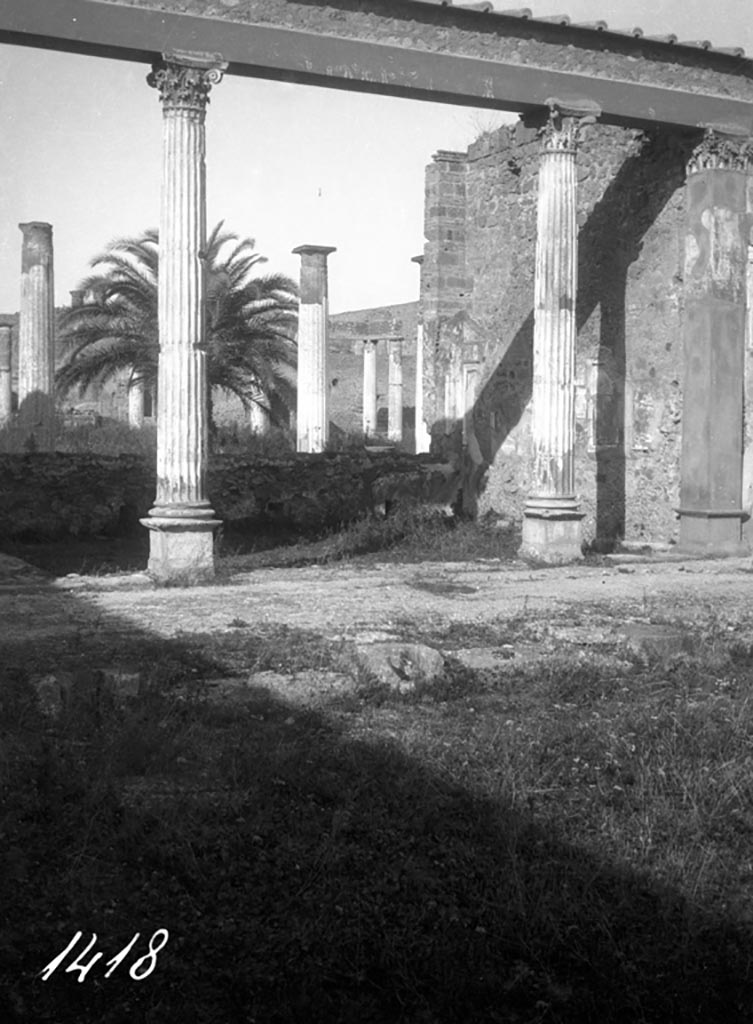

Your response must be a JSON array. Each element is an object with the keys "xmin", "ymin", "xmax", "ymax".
[
  {"xmin": 520, "ymin": 498, "xmax": 585, "ymax": 564},
  {"xmin": 143, "ymin": 512, "xmax": 220, "ymax": 583}
]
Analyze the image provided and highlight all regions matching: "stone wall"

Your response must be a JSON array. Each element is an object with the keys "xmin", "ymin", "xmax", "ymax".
[
  {"xmin": 0, "ymin": 451, "xmax": 458, "ymax": 541},
  {"xmin": 421, "ymin": 121, "xmax": 694, "ymax": 547}
]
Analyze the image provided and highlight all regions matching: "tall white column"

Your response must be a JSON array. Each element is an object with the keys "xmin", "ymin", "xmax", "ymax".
[
  {"xmin": 387, "ymin": 337, "xmax": 403, "ymax": 443},
  {"xmin": 18, "ymin": 221, "xmax": 55, "ymax": 450},
  {"xmin": 0, "ymin": 325, "xmax": 11, "ymax": 425},
  {"xmin": 520, "ymin": 101, "xmax": 596, "ymax": 563},
  {"xmin": 362, "ymin": 339, "xmax": 378, "ymax": 437},
  {"xmin": 411, "ymin": 254, "xmax": 431, "ymax": 453},
  {"xmin": 294, "ymin": 244, "xmax": 335, "ymax": 452},
  {"xmin": 142, "ymin": 51, "xmax": 226, "ymax": 583}
]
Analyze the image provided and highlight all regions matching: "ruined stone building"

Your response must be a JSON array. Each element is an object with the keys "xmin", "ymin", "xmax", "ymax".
[
  {"xmin": 328, "ymin": 303, "xmax": 418, "ymax": 444},
  {"xmin": 417, "ymin": 122, "xmax": 753, "ymax": 553},
  {"xmin": 5, "ymin": 0, "xmax": 753, "ymax": 578}
]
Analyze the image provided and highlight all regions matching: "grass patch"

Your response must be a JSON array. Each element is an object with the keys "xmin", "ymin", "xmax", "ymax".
[
  {"xmin": 2, "ymin": 506, "xmax": 517, "ymax": 579},
  {"xmin": 220, "ymin": 507, "xmax": 519, "ymax": 574},
  {"xmin": 4, "ymin": 610, "xmax": 753, "ymax": 1022}
]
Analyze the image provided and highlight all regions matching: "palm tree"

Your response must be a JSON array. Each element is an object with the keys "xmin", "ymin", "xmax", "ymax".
[{"xmin": 55, "ymin": 223, "xmax": 298, "ymax": 427}]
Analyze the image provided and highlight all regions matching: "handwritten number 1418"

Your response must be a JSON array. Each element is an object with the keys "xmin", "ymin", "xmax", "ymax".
[{"xmin": 40, "ymin": 929, "xmax": 169, "ymax": 982}]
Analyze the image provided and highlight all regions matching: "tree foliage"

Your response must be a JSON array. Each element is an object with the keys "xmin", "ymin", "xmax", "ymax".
[{"xmin": 56, "ymin": 223, "xmax": 298, "ymax": 424}]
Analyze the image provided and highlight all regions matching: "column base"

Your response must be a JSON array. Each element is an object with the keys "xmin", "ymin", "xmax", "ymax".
[
  {"xmin": 677, "ymin": 508, "xmax": 750, "ymax": 556},
  {"xmin": 141, "ymin": 508, "xmax": 221, "ymax": 584},
  {"xmin": 519, "ymin": 497, "xmax": 585, "ymax": 564}
]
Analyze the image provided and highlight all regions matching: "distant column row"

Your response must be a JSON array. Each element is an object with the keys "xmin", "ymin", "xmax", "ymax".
[{"xmin": 291, "ymin": 247, "xmax": 427, "ymax": 453}]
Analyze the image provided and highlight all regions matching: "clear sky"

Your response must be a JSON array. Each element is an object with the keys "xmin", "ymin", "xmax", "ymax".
[{"xmin": 0, "ymin": 0, "xmax": 751, "ymax": 315}]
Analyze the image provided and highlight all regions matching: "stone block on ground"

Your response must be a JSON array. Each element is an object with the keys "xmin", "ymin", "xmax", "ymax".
[
  {"xmin": 616, "ymin": 623, "xmax": 690, "ymax": 659},
  {"xmin": 350, "ymin": 641, "xmax": 446, "ymax": 693}
]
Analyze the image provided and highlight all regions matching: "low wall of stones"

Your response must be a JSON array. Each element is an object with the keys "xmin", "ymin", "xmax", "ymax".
[{"xmin": 0, "ymin": 452, "xmax": 459, "ymax": 541}]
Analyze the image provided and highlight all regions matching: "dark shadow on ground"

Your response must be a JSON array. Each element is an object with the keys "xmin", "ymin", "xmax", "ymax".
[{"xmin": 1, "ymin": 574, "xmax": 752, "ymax": 1023}]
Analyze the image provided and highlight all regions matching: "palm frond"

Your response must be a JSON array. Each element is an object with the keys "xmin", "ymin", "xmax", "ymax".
[{"xmin": 61, "ymin": 222, "xmax": 299, "ymax": 423}]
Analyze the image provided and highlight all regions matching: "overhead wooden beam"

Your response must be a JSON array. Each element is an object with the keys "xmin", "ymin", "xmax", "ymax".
[{"xmin": 1, "ymin": 0, "xmax": 752, "ymax": 133}]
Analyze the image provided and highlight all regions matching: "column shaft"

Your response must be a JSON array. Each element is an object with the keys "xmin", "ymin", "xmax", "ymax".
[
  {"xmin": 294, "ymin": 244, "xmax": 335, "ymax": 452},
  {"xmin": 18, "ymin": 222, "xmax": 55, "ymax": 450},
  {"xmin": 679, "ymin": 129, "xmax": 751, "ymax": 553},
  {"xmin": 414, "ymin": 321, "xmax": 430, "ymax": 452},
  {"xmin": 362, "ymin": 340, "xmax": 377, "ymax": 437},
  {"xmin": 520, "ymin": 104, "xmax": 594, "ymax": 563},
  {"xmin": 156, "ymin": 104, "xmax": 208, "ymax": 507},
  {"xmin": 387, "ymin": 337, "xmax": 403, "ymax": 443},
  {"xmin": 0, "ymin": 325, "xmax": 12, "ymax": 425},
  {"xmin": 142, "ymin": 53, "xmax": 225, "ymax": 583},
  {"xmin": 411, "ymin": 253, "xmax": 431, "ymax": 453},
  {"xmin": 531, "ymin": 146, "xmax": 576, "ymax": 497}
]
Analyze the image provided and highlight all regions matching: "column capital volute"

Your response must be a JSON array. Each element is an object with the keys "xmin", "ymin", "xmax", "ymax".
[
  {"xmin": 525, "ymin": 97, "xmax": 601, "ymax": 154},
  {"xmin": 411, "ymin": 254, "xmax": 424, "ymax": 266},
  {"xmin": 147, "ymin": 51, "xmax": 228, "ymax": 113},
  {"xmin": 687, "ymin": 126, "xmax": 753, "ymax": 175}
]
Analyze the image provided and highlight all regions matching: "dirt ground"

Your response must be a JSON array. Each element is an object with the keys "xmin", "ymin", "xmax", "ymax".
[{"xmin": 3, "ymin": 550, "xmax": 753, "ymax": 654}]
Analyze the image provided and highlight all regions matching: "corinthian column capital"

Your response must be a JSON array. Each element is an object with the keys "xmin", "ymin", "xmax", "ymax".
[
  {"xmin": 147, "ymin": 51, "xmax": 228, "ymax": 114},
  {"xmin": 539, "ymin": 99, "xmax": 600, "ymax": 153},
  {"xmin": 687, "ymin": 127, "xmax": 753, "ymax": 175}
]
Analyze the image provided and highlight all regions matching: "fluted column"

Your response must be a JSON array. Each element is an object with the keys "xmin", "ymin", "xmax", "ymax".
[
  {"xmin": 679, "ymin": 128, "xmax": 752, "ymax": 553},
  {"xmin": 294, "ymin": 244, "xmax": 335, "ymax": 452},
  {"xmin": 362, "ymin": 339, "xmax": 378, "ymax": 437},
  {"xmin": 520, "ymin": 101, "xmax": 596, "ymax": 563},
  {"xmin": 0, "ymin": 325, "xmax": 12, "ymax": 425},
  {"xmin": 387, "ymin": 337, "xmax": 403, "ymax": 443},
  {"xmin": 18, "ymin": 221, "xmax": 55, "ymax": 450},
  {"xmin": 142, "ymin": 51, "xmax": 226, "ymax": 583}
]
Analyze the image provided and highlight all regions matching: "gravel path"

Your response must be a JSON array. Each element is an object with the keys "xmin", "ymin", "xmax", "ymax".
[{"xmin": 2, "ymin": 553, "xmax": 752, "ymax": 647}]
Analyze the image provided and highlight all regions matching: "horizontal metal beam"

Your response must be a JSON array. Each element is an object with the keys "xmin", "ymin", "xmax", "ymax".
[{"xmin": 1, "ymin": 0, "xmax": 752, "ymax": 133}]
